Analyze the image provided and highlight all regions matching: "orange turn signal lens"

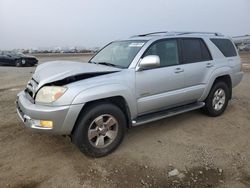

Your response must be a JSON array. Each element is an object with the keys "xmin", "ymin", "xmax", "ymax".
[{"xmin": 40, "ymin": 120, "xmax": 53, "ymax": 129}]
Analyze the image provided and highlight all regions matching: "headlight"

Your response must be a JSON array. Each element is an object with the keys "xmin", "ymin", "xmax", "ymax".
[{"xmin": 35, "ymin": 86, "xmax": 67, "ymax": 103}]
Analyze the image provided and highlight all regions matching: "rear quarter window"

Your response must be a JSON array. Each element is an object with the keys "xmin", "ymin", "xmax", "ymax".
[
  {"xmin": 210, "ymin": 38, "xmax": 237, "ymax": 57},
  {"xmin": 180, "ymin": 38, "xmax": 212, "ymax": 64}
]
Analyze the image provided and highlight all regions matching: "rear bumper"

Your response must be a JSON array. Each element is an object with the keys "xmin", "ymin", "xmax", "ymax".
[
  {"xmin": 232, "ymin": 71, "xmax": 243, "ymax": 87},
  {"xmin": 16, "ymin": 91, "xmax": 84, "ymax": 135}
]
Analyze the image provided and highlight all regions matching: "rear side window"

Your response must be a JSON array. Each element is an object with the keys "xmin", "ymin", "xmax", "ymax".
[
  {"xmin": 210, "ymin": 38, "xmax": 237, "ymax": 57},
  {"xmin": 181, "ymin": 38, "xmax": 212, "ymax": 64}
]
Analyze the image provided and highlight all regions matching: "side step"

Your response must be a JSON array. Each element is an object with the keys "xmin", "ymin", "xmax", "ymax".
[{"xmin": 132, "ymin": 102, "xmax": 205, "ymax": 126}]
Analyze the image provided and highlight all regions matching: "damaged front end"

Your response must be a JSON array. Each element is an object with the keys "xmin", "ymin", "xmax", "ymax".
[
  {"xmin": 48, "ymin": 71, "xmax": 118, "ymax": 86},
  {"xmin": 23, "ymin": 60, "xmax": 121, "ymax": 104},
  {"xmin": 25, "ymin": 71, "xmax": 118, "ymax": 104},
  {"xmin": 16, "ymin": 61, "xmax": 121, "ymax": 133}
]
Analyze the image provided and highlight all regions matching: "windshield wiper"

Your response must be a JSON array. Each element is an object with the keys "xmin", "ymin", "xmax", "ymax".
[{"xmin": 96, "ymin": 62, "xmax": 124, "ymax": 68}]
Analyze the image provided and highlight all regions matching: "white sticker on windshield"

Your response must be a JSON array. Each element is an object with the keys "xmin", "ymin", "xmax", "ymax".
[{"xmin": 129, "ymin": 43, "xmax": 145, "ymax": 47}]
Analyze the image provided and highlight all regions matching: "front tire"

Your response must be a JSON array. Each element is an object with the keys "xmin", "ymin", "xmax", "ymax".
[
  {"xmin": 203, "ymin": 81, "xmax": 230, "ymax": 117},
  {"xmin": 15, "ymin": 59, "xmax": 22, "ymax": 67},
  {"xmin": 72, "ymin": 103, "xmax": 126, "ymax": 157}
]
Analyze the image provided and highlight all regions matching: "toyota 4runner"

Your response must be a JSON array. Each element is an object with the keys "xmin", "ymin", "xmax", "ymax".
[{"xmin": 16, "ymin": 31, "xmax": 243, "ymax": 157}]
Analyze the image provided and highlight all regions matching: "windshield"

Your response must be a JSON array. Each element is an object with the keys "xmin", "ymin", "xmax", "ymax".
[
  {"xmin": 90, "ymin": 40, "xmax": 146, "ymax": 68},
  {"xmin": 4, "ymin": 51, "xmax": 24, "ymax": 56}
]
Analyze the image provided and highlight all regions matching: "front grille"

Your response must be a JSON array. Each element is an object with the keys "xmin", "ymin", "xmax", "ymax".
[
  {"xmin": 16, "ymin": 100, "xmax": 24, "ymax": 119},
  {"xmin": 25, "ymin": 78, "xmax": 38, "ymax": 100}
]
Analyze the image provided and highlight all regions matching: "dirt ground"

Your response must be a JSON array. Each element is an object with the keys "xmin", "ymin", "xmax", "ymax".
[{"xmin": 0, "ymin": 53, "xmax": 250, "ymax": 188}]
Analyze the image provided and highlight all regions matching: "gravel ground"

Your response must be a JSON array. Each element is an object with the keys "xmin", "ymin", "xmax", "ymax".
[{"xmin": 0, "ymin": 53, "xmax": 250, "ymax": 188}]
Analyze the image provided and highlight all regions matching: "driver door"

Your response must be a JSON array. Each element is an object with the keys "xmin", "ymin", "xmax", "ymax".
[{"xmin": 135, "ymin": 39, "xmax": 187, "ymax": 115}]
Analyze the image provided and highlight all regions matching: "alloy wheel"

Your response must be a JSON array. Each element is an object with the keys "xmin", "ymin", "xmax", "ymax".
[
  {"xmin": 88, "ymin": 114, "xmax": 118, "ymax": 148},
  {"xmin": 212, "ymin": 88, "xmax": 226, "ymax": 111}
]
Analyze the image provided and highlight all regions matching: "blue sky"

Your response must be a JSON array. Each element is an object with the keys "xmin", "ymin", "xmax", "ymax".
[{"xmin": 0, "ymin": 0, "xmax": 250, "ymax": 49}]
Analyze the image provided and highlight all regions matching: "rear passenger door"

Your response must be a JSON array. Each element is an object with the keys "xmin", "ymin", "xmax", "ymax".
[{"xmin": 179, "ymin": 38, "xmax": 214, "ymax": 102}]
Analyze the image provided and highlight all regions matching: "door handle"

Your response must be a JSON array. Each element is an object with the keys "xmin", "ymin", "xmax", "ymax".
[
  {"xmin": 206, "ymin": 62, "xmax": 214, "ymax": 68},
  {"xmin": 174, "ymin": 67, "xmax": 184, "ymax": 73}
]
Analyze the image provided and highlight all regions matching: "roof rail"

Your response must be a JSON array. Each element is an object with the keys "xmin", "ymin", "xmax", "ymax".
[
  {"xmin": 131, "ymin": 31, "xmax": 223, "ymax": 38},
  {"xmin": 176, "ymin": 31, "xmax": 223, "ymax": 36},
  {"xmin": 131, "ymin": 31, "xmax": 169, "ymax": 37}
]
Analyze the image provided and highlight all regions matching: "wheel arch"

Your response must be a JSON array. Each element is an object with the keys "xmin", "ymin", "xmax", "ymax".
[
  {"xmin": 200, "ymin": 71, "xmax": 233, "ymax": 101},
  {"xmin": 213, "ymin": 75, "xmax": 232, "ymax": 99},
  {"xmin": 71, "ymin": 95, "xmax": 132, "ymax": 135}
]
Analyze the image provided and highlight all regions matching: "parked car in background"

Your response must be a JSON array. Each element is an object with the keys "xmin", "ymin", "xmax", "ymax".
[
  {"xmin": 0, "ymin": 51, "xmax": 38, "ymax": 67},
  {"xmin": 238, "ymin": 44, "xmax": 250, "ymax": 52},
  {"xmin": 244, "ymin": 44, "xmax": 250, "ymax": 52},
  {"xmin": 16, "ymin": 32, "xmax": 243, "ymax": 157}
]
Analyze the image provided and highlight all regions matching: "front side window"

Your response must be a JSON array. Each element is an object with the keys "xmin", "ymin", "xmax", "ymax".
[
  {"xmin": 90, "ymin": 40, "xmax": 146, "ymax": 68},
  {"xmin": 143, "ymin": 39, "xmax": 179, "ymax": 67},
  {"xmin": 181, "ymin": 38, "xmax": 212, "ymax": 64}
]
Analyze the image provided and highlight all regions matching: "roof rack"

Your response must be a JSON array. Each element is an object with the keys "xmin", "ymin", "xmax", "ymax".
[
  {"xmin": 131, "ymin": 31, "xmax": 169, "ymax": 37},
  {"xmin": 176, "ymin": 31, "xmax": 223, "ymax": 36},
  {"xmin": 131, "ymin": 31, "xmax": 223, "ymax": 38}
]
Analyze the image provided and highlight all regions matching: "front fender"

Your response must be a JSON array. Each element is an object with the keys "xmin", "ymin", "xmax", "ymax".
[
  {"xmin": 199, "ymin": 67, "xmax": 233, "ymax": 101},
  {"xmin": 72, "ymin": 84, "xmax": 137, "ymax": 118}
]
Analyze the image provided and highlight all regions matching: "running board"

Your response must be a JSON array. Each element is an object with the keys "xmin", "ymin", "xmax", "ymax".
[{"xmin": 132, "ymin": 102, "xmax": 205, "ymax": 126}]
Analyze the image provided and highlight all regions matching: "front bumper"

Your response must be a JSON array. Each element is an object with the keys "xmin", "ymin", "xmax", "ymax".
[{"xmin": 16, "ymin": 91, "xmax": 84, "ymax": 135}]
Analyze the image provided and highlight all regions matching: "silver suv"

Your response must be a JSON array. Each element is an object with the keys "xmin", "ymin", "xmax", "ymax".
[{"xmin": 16, "ymin": 32, "xmax": 243, "ymax": 157}]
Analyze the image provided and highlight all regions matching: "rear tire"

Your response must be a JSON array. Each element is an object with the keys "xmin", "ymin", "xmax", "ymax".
[
  {"xmin": 203, "ymin": 81, "xmax": 230, "ymax": 117},
  {"xmin": 72, "ymin": 103, "xmax": 126, "ymax": 157}
]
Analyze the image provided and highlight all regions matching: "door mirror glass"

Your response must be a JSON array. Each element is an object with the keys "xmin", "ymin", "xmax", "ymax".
[{"xmin": 138, "ymin": 55, "xmax": 160, "ymax": 70}]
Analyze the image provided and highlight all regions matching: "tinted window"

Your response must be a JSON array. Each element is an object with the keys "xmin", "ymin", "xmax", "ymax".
[
  {"xmin": 200, "ymin": 40, "xmax": 212, "ymax": 61},
  {"xmin": 211, "ymin": 38, "xmax": 237, "ymax": 57},
  {"xmin": 144, "ymin": 40, "xmax": 179, "ymax": 67},
  {"xmin": 181, "ymin": 38, "xmax": 212, "ymax": 64}
]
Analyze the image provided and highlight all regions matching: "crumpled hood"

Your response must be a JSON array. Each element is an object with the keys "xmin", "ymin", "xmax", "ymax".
[{"xmin": 33, "ymin": 61, "xmax": 120, "ymax": 87}]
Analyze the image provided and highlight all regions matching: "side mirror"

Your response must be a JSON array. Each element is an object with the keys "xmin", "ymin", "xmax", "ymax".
[{"xmin": 138, "ymin": 55, "xmax": 160, "ymax": 70}]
